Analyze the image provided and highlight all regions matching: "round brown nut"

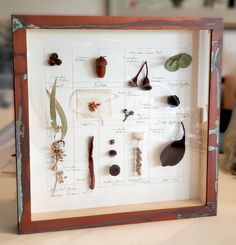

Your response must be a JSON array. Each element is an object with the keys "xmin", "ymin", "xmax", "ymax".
[
  {"xmin": 48, "ymin": 59, "xmax": 56, "ymax": 66},
  {"xmin": 109, "ymin": 165, "xmax": 120, "ymax": 176},
  {"xmin": 109, "ymin": 139, "xmax": 115, "ymax": 145},
  {"xmin": 95, "ymin": 56, "xmax": 107, "ymax": 78},
  {"xmin": 109, "ymin": 150, "xmax": 117, "ymax": 157},
  {"xmin": 50, "ymin": 53, "xmax": 58, "ymax": 60},
  {"xmin": 55, "ymin": 59, "xmax": 62, "ymax": 65}
]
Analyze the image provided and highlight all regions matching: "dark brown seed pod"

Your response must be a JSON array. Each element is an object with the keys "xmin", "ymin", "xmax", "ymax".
[
  {"xmin": 109, "ymin": 164, "xmax": 120, "ymax": 176},
  {"xmin": 167, "ymin": 95, "xmax": 180, "ymax": 107},
  {"xmin": 48, "ymin": 59, "xmax": 56, "ymax": 66},
  {"xmin": 55, "ymin": 59, "xmax": 62, "ymax": 65},
  {"xmin": 95, "ymin": 56, "xmax": 107, "ymax": 78},
  {"xmin": 141, "ymin": 77, "xmax": 152, "ymax": 91},
  {"xmin": 160, "ymin": 122, "xmax": 186, "ymax": 167},
  {"xmin": 109, "ymin": 139, "xmax": 115, "ymax": 145},
  {"xmin": 109, "ymin": 150, "xmax": 117, "ymax": 157},
  {"xmin": 50, "ymin": 53, "xmax": 58, "ymax": 60}
]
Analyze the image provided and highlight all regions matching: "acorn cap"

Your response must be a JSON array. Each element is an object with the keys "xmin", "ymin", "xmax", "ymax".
[{"xmin": 96, "ymin": 56, "xmax": 107, "ymax": 66}]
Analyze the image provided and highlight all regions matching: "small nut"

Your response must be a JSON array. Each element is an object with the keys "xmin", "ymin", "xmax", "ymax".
[
  {"xmin": 50, "ymin": 53, "xmax": 58, "ymax": 60},
  {"xmin": 95, "ymin": 56, "xmax": 107, "ymax": 78},
  {"xmin": 109, "ymin": 139, "xmax": 115, "ymax": 145},
  {"xmin": 48, "ymin": 59, "xmax": 56, "ymax": 66},
  {"xmin": 109, "ymin": 165, "xmax": 120, "ymax": 176},
  {"xmin": 109, "ymin": 150, "xmax": 117, "ymax": 157},
  {"xmin": 55, "ymin": 59, "xmax": 62, "ymax": 65}
]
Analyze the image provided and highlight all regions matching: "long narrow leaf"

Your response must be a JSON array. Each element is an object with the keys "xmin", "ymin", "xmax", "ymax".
[
  {"xmin": 55, "ymin": 98, "xmax": 67, "ymax": 139},
  {"xmin": 50, "ymin": 81, "xmax": 57, "ymax": 131},
  {"xmin": 46, "ymin": 89, "xmax": 67, "ymax": 139}
]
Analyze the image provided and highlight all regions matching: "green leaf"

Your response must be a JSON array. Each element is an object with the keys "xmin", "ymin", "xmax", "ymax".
[
  {"xmin": 50, "ymin": 81, "xmax": 57, "ymax": 131},
  {"xmin": 55, "ymin": 98, "xmax": 67, "ymax": 139},
  {"xmin": 164, "ymin": 58, "xmax": 180, "ymax": 72},
  {"xmin": 164, "ymin": 53, "xmax": 192, "ymax": 72},
  {"xmin": 178, "ymin": 53, "xmax": 192, "ymax": 68},
  {"xmin": 46, "ymin": 87, "xmax": 67, "ymax": 139}
]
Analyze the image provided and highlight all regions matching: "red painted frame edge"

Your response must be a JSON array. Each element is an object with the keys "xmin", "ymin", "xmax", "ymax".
[{"xmin": 12, "ymin": 15, "xmax": 223, "ymax": 234}]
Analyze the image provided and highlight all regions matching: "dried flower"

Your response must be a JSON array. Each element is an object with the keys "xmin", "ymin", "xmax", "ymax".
[{"xmin": 88, "ymin": 101, "xmax": 101, "ymax": 112}]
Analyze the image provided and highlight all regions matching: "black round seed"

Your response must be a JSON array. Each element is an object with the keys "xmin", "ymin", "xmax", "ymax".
[
  {"xmin": 109, "ymin": 139, "xmax": 115, "ymax": 145},
  {"xmin": 48, "ymin": 59, "xmax": 56, "ymax": 66},
  {"xmin": 167, "ymin": 95, "xmax": 180, "ymax": 107},
  {"xmin": 55, "ymin": 59, "xmax": 62, "ymax": 65},
  {"xmin": 109, "ymin": 150, "xmax": 117, "ymax": 157},
  {"xmin": 50, "ymin": 53, "xmax": 58, "ymax": 60},
  {"xmin": 109, "ymin": 165, "xmax": 120, "ymax": 176}
]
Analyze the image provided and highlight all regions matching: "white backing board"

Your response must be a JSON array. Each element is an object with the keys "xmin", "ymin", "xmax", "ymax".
[{"xmin": 26, "ymin": 29, "xmax": 210, "ymax": 216}]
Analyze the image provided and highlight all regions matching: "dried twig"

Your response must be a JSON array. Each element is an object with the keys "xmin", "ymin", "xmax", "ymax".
[{"xmin": 88, "ymin": 136, "xmax": 95, "ymax": 190}]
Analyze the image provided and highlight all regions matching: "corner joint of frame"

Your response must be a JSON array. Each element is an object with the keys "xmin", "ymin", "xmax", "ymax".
[
  {"xmin": 12, "ymin": 17, "xmax": 25, "ymax": 32},
  {"xmin": 206, "ymin": 202, "xmax": 216, "ymax": 212}
]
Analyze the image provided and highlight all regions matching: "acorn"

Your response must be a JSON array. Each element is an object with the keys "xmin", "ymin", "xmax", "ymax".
[{"xmin": 95, "ymin": 56, "xmax": 107, "ymax": 78}]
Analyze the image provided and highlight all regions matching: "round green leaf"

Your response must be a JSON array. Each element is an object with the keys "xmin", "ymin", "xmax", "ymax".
[
  {"xmin": 164, "ymin": 58, "xmax": 180, "ymax": 72},
  {"xmin": 178, "ymin": 53, "xmax": 192, "ymax": 68}
]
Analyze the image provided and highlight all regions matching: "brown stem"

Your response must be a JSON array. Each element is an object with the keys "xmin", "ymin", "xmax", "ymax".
[
  {"xmin": 51, "ymin": 161, "xmax": 58, "ymax": 196},
  {"xmin": 88, "ymin": 136, "xmax": 95, "ymax": 190}
]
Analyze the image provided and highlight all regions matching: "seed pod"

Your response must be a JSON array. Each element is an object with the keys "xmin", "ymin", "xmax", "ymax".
[
  {"xmin": 50, "ymin": 53, "xmax": 58, "ymax": 61},
  {"xmin": 109, "ymin": 150, "xmax": 117, "ymax": 157},
  {"xmin": 141, "ymin": 77, "xmax": 152, "ymax": 91},
  {"xmin": 167, "ymin": 95, "xmax": 180, "ymax": 107},
  {"xmin": 55, "ymin": 59, "xmax": 62, "ymax": 65},
  {"xmin": 109, "ymin": 139, "xmax": 115, "ymax": 145},
  {"xmin": 109, "ymin": 165, "xmax": 120, "ymax": 176},
  {"xmin": 95, "ymin": 56, "xmax": 107, "ymax": 78},
  {"xmin": 48, "ymin": 59, "xmax": 56, "ymax": 66}
]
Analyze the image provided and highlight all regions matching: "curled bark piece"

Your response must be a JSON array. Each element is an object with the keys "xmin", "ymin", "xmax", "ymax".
[{"xmin": 88, "ymin": 136, "xmax": 95, "ymax": 190}]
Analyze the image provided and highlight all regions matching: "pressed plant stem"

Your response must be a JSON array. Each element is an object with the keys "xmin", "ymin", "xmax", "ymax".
[
  {"xmin": 130, "ymin": 61, "xmax": 147, "ymax": 84},
  {"xmin": 51, "ymin": 163, "xmax": 58, "ymax": 196},
  {"xmin": 136, "ymin": 61, "xmax": 147, "ymax": 78},
  {"xmin": 88, "ymin": 136, "xmax": 95, "ymax": 190}
]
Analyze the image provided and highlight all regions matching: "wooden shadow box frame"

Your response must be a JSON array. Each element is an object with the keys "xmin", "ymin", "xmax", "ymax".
[{"xmin": 12, "ymin": 15, "xmax": 223, "ymax": 234}]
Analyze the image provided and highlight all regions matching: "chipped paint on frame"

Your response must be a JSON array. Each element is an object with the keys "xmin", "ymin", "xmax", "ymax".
[
  {"xmin": 12, "ymin": 17, "xmax": 25, "ymax": 32},
  {"xmin": 16, "ymin": 106, "xmax": 24, "ymax": 222}
]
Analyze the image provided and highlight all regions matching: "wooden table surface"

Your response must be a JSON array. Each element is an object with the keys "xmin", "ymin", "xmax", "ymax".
[{"xmin": 0, "ymin": 159, "xmax": 235, "ymax": 245}]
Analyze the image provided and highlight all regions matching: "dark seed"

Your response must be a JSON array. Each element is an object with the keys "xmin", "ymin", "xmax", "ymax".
[
  {"xmin": 55, "ymin": 59, "xmax": 62, "ymax": 65},
  {"xmin": 109, "ymin": 150, "xmax": 117, "ymax": 157},
  {"xmin": 50, "ymin": 53, "xmax": 58, "ymax": 60},
  {"xmin": 109, "ymin": 139, "xmax": 115, "ymax": 145},
  {"xmin": 129, "ymin": 111, "xmax": 134, "ymax": 115},
  {"xmin": 167, "ymin": 95, "xmax": 180, "ymax": 107},
  {"xmin": 109, "ymin": 164, "xmax": 120, "ymax": 176},
  {"xmin": 48, "ymin": 59, "xmax": 56, "ymax": 66}
]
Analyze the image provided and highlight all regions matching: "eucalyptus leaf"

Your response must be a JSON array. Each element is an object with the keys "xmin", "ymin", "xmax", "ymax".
[
  {"xmin": 46, "ymin": 86, "xmax": 68, "ymax": 139},
  {"xmin": 164, "ymin": 53, "xmax": 192, "ymax": 72},
  {"xmin": 50, "ymin": 81, "xmax": 57, "ymax": 131},
  {"xmin": 55, "ymin": 98, "xmax": 67, "ymax": 139},
  {"xmin": 164, "ymin": 58, "xmax": 179, "ymax": 72},
  {"xmin": 178, "ymin": 53, "xmax": 192, "ymax": 68}
]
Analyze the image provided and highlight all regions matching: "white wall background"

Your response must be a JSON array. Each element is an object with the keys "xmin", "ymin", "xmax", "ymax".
[{"xmin": 0, "ymin": 0, "xmax": 106, "ymax": 21}]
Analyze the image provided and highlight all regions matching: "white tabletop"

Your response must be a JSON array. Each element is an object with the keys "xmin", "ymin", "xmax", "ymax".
[{"xmin": 0, "ymin": 162, "xmax": 236, "ymax": 245}]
